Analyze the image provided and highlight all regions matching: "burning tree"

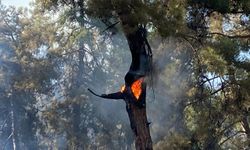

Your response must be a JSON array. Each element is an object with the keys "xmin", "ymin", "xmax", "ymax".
[
  {"xmin": 89, "ymin": 25, "xmax": 153, "ymax": 149},
  {"xmin": 2, "ymin": 0, "xmax": 250, "ymax": 149},
  {"xmin": 37, "ymin": 0, "xmax": 185, "ymax": 149},
  {"xmin": 37, "ymin": 0, "xmax": 185, "ymax": 148}
]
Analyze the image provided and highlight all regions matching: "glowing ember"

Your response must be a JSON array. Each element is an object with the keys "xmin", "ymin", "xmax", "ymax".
[
  {"xmin": 120, "ymin": 85, "xmax": 126, "ymax": 93},
  {"xmin": 131, "ymin": 78, "xmax": 143, "ymax": 100}
]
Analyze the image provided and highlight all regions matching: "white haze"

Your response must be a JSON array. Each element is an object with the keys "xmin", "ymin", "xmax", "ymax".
[{"xmin": 89, "ymin": 32, "xmax": 193, "ymax": 146}]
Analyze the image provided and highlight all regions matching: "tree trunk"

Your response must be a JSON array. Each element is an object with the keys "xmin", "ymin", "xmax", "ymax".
[
  {"xmin": 123, "ymin": 27, "xmax": 153, "ymax": 149},
  {"xmin": 10, "ymin": 99, "xmax": 17, "ymax": 150},
  {"xmin": 91, "ymin": 26, "xmax": 153, "ymax": 149},
  {"xmin": 71, "ymin": 40, "xmax": 85, "ymax": 149},
  {"xmin": 125, "ymin": 98, "xmax": 152, "ymax": 150}
]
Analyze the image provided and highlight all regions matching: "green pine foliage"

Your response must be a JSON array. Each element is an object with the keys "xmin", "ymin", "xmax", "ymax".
[{"xmin": 0, "ymin": 0, "xmax": 249, "ymax": 149}]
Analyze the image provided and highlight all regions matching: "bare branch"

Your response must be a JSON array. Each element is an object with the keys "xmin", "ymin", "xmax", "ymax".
[
  {"xmin": 218, "ymin": 119, "xmax": 242, "ymax": 136},
  {"xmin": 0, "ymin": 118, "xmax": 8, "ymax": 131},
  {"xmin": 210, "ymin": 86, "xmax": 224, "ymax": 96},
  {"xmin": 219, "ymin": 130, "xmax": 246, "ymax": 146},
  {"xmin": 209, "ymin": 32, "xmax": 250, "ymax": 39},
  {"xmin": 200, "ymin": 75, "xmax": 220, "ymax": 86},
  {"xmin": 88, "ymin": 88, "xmax": 124, "ymax": 100},
  {"xmin": 2, "ymin": 132, "xmax": 13, "ymax": 150}
]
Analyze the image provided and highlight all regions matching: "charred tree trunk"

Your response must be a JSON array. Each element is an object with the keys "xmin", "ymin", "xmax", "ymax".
[
  {"xmin": 124, "ymin": 84, "xmax": 152, "ymax": 150},
  {"xmin": 123, "ymin": 27, "xmax": 153, "ymax": 150},
  {"xmin": 89, "ymin": 26, "xmax": 153, "ymax": 149},
  {"xmin": 126, "ymin": 103, "xmax": 152, "ymax": 150},
  {"xmin": 89, "ymin": 8, "xmax": 153, "ymax": 149}
]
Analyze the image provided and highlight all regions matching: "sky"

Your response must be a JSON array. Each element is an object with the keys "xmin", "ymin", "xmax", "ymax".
[{"xmin": 2, "ymin": 0, "xmax": 32, "ymax": 8}]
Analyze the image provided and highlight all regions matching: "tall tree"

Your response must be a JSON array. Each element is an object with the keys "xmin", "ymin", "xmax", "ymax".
[
  {"xmin": 1, "ymin": 0, "xmax": 249, "ymax": 149},
  {"xmin": 36, "ymin": 0, "xmax": 250, "ymax": 149}
]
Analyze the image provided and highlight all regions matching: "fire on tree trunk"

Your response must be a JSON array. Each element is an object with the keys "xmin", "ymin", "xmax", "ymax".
[
  {"xmin": 123, "ymin": 26, "xmax": 153, "ymax": 150},
  {"xmin": 88, "ymin": 26, "xmax": 153, "ymax": 150},
  {"xmin": 123, "ymin": 78, "xmax": 152, "ymax": 150}
]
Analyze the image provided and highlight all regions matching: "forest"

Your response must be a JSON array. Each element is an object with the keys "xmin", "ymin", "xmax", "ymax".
[{"xmin": 0, "ymin": 0, "xmax": 249, "ymax": 149}]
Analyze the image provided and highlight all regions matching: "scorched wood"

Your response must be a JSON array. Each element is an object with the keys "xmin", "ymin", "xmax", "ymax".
[{"xmin": 88, "ymin": 26, "xmax": 153, "ymax": 150}]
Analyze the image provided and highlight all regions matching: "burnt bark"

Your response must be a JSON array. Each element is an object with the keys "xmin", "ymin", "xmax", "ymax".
[
  {"xmin": 124, "ymin": 82, "xmax": 152, "ymax": 150},
  {"xmin": 123, "ymin": 27, "xmax": 153, "ymax": 150},
  {"xmin": 126, "ymin": 102, "xmax": 152, "ymax": 150},
  {"xmin": 89, "ymin": 26, "xmax": 153, "ymax": 149}
]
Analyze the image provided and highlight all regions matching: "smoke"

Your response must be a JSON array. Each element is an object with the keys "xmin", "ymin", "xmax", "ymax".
[
  {"xmin": 151, "ymin": 37, "xmax": 193, "ymax": 143},
  {"xmin": 89, "ymin": 32, "xmax": 193, "ymax": 146},
  {"xmin": 0, "ymin": 3, "xmax": 193, "ymax": 147},
  {"xmin": 86, "ymin": 32, "xmax": 135, "ymax": 147},
  {"xmin": 147, "ymin": 37, "xmax": 192, "ymax": 142},
  {"xmin": 0, "ymin": 42, "xmax": 17, "ymax": 89}
]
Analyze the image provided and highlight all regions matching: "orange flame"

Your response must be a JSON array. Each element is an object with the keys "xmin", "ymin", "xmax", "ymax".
[
  {"xmin": 120, "ymin": 78, "xmax": 143, "ymax": 100},
  {"xmin": 131, "ymin": 78, "xmax": 143, "ymax": 100}
]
